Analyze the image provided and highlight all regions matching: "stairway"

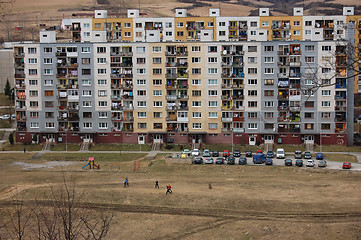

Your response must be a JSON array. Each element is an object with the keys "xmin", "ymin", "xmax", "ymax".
[
  {"xmin": 264, "ymin": 143, "xmax": 273, "ymax": 152},
  {"xmin": 151, "ymin": 143, "xmax": 161, "ymax": 151},
  {"xmin": 42, "ymin": 141, "xmax": 51, "ymax": 151},
  {"xmin": 80, "ymin": 142, "xmax": 90, "ymax": 151},
  {"xmin": 305, "ymin": 143, "xmax": 314, "ymax": 152}
]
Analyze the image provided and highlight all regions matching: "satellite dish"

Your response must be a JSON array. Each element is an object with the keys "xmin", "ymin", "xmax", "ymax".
[{"xmin": 223, "ymin": 50, "xmax": 227, "ymax": 55}]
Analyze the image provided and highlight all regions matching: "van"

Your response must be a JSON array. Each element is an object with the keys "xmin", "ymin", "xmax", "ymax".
[
  {"xmin": 276, "ymin": 148, "xmax": 285, "ymax": 159},
  {"xmin": 253, "ymin": 153, "xmax": 265, "ymax": 164},
  {"xmin": 294, "ymin": 150, "xmax": 302, "ymax": 159}
]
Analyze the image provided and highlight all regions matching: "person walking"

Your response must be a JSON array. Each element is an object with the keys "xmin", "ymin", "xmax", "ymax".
[
  {"xmin": 166, "ymin": 184, "xmax": 172, "ymax": 195},
  {"xmin": 155, "ymin": 179, "xmax": 159, "ymax": 189},
  {"xmin": 124, "ymin": 177, "xmax": 129, "ymax": 188}
]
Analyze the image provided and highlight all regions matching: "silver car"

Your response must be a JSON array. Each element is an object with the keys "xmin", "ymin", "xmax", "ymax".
[
  {"xmin": 318, "ymin": 160, "xmax": 327, "ymax": 167},
  {"xmin": 205, "ymin": 158, "xmax": 213, "ymax": 164}
]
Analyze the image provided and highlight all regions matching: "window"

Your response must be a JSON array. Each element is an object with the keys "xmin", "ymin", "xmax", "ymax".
[
  {"xmin": 322, "ymin": 68, "xmax": 331, "ymax": 74},
  {"xmin": 305, "ymin": 123, "xmax": 314, "ymax": 130},
  {"xmin": 248, "ymin": 101, "xmax": 257, "ymax": 107},
  {"xmin": 136, "ymin": 47, "xmax": 145, "ymax": 53},
  {"xmin": 248, "ymin": 112, "xmax": 258, "ymax": 118},
  {"xmin": 135, "ymin": 22, "xmax": 142, "ymax": 28},
  {"xmin": 29, "ymin": 80, "xmax": 38, "ymax": 85},
  {"xmin": 192, "ymin": 90, "xmax": 201, "ymax": 97},
  {"xmin": 192, "ymin": 123, "xmax": 202, "ymax": 129},
  {"xmin": 138, "ymin": 112, "xmax": 147, "ymax": 118},
  {"xmin": 262, "ymin": 21, "xmax": 269, "ymax": 27},
  {"xmin": 82, "ymin": 47, "xmax": 90, "ymax": 53},
  {"xmin": 322, "ymin": 46, "xmax": 331, "ymax": 51},
  {"xmin": 208, "ymin": 90, "xmax": 217, "ymax": 96},
  {"xmin": 219, "ymin": 22, "xmax": 225, "ymax": 26},
  {"xmin": 264, "ymin": 57, "xmax": 274, "ymax": 63},
  {"xmin": 192, "ymin": 57, "xmax": 201, "ymax": 63},
  {"xmin": 193, "ymin": 112, "xmax": 202, "ymax": 118},
  {"xmin": 208, "ymin": 101, "xmax": 218, "ymax": 107},
  {"xmin": 208, "ymin": 123, "xmax": 218, "ymax": 130},
  {"xmin": 248, "ymin": 79, "xmax": 257, "ymax": 85},
  {"xmin": 137, "ymin": 58, "xmax": 146, "ymax": 64},
  {"xmin": 137, "ymin": 90, "xmax": 146, "ymax": 96},
  {"xmin": 208, "ymin": 68, "xmax": 217, "ymax": 74},
  {"xmin": 305, "ymin": 45, "xmax": 315, "ymax": 52},
  {"xmin": 248, "ymin": 90, "xmax": 257, "ymax": 96},
  {"xmin": 293, "ymin": 21, "xmax": 301, "ymax": 26},
  {"xmin": 177, "ymin": 22, "xmax": 184, "ymax": 27},
  {"xmin": 209, "ymin": 112, "xmax": 218, "ymax": 118},
  {"xmin": 153, "ymin": 68, "xmax": 162, "ymax": 75},
  {"xmin": 192, "ymin": 101, "xmax": 201, "ymax": 107},
  {"xmin": 29, "ymin": 90, "xmax": 38, "ymax": 97},
  {"xmin": 293, "ymin": 30, "xmax": 300, "ymax": 35},
  {"xmin": 192, "ymin": 46, "xmax": 201, "ymax": 52},
  {"xmin": 28, "ymin": 48, "xmax": 37, "ymax": 54},
  {"xmin": 305, "ymin": 101, "xmax": 314, "ymax": 108},
  {"xmin": 250, "ymin": 31, "xmax": 256, "ymax": 36},
  {"xmin": 153, "ymin": 123, "xmax": 163, "ymax": 129},
  {"xmin": 98, "ymin": 90, "xmax": 107, "ymax": 97},
  {"xmin": 44, "ymin": 69, "xmax": 53, "ymax": 75},
  {"xmin": 322, "ymin": 56, "xmax": 331, "ymax": 63},
  {"xmin": 28, "ymin": 58, "xmax": 37, "ymax": 64},
  {"xmin": 84, "ymin": 23, "xmax": 90, "ymax": 28},
  {"xmin": 124, "ymin": 32, "xmax": 131, "ymax": 37},
  {"xmin": 264, "ymin": 112, "xmax": 273, "ymax": 118},
  {"xmin": 30, "ymin": 122, "xmax": 39, "ymax": 128},
  {"xmin": 304, "ymin": 112, "xmax": 314, "ymax": 119},
  {"xmin": 321, "ymin": 124, "xmax": 331, "ymax": 130},
  {"xmin": 44, "ymin": 90, "xmax": 53, "ymax": 97},
  {"xmin": 83, "ymin": 123, "xmax": 92, "ymax": 129},
  {"xmin": 248, "ymin": 46, "xmax": 257, "ymax": 52},
  {"xmin": 264, "ymin": 90, "xmax": 274, "ymax": 96},
  {"xmin": 45, "ymin": 101, "xmax": 53, "ymax": 107},
  {"xmin": 248, "ymin": 123, "xmax": 258, "ymax": 129},
  {"xmin": 165, "ymin": 22, "xmax": 172, "ymax": 28},
  {"xmin": 137, "ymin": 79, "xmax": 146, "ymax": 85},
  {"xmin": 44, "ymin": 80, "xmax": 53, "ymax": 86},
  {"xmin": 192, "ymin": 68, "xmax": 201, "ymax": 74},
  {"xmin": 219, "ymin": 31, "xmax": 225, "ymax": 36},
  {"xmin": 44, "ymin": 58, "xmax": 52, "ymax": 64},
  {"xmin": 82, "ymin": 79, "xmax": 91, "ymax": 86},
  {"xmin": 97, "ymin": 69, "xmax": 106, "ymax": 74},
  {"xmin": 153, "ymin": 57, "xmax": 162, "ymax": 64},
  {"xmin": 248, "ymin": 68, "xmax": 257, "ymax": 74},
  {"xmin": 138, "ymin": 123, "xmax": 147, "ymax": 129},
  {"xmin": 98, "ymin": 79, "xmax": 106, "ymax": 85},
  {"xmin": 264, "ymin": 79, "xmax": 274, "ymax": 85},
  {"xmin": 165, "ymin": 31, "xmax": 172, "ymax": 36},
  {"xmin": 97, "ymin": 47, "xmax": 106, "ymax": 53},
  {"xmin": 137, "ymin": 69, "xmax": 146, "ymax": 74},
  {"xmin": 94, "ymin": 23, "xmax": 101, "ymax": 29},
  {"xmin": 30, "ymin": 112, "xmax": 39, "ymax": 118},
  {"xmin": 82, "ymin": 90, "xmax": 92, "ymax": 96},
  {"xmin": 264, "ymin": 46, "xmax": 274, "ymax": 52},
  {"xmin": 208, "ymin": 79, "xmax": 217, "ymax": 85},
  {"xmin": 83, "ymin": 112, "xmax": 92, "ymax": 118},
  {"xmin": 192, "ymin": 79, "xmax": 201, "ymax": 85},
  {"xmin": 82, "ymin": 69, "xmax": 91, "ymax": 75},
  {"xmin": 153, "ymin": 101, "xmax": 163, "ymax": 107},
  {"xmin": 305, "ymin": 56, "xmax": 315, "ymax": 63},
  {"xmin": 45, "ymin": 122, "xmax": 55, "ymax": 128},
  {"xmin": 208, "ymin": 57, "xmax": 217, "ymax": 63},
  {"xmin": 248, "ymin": 57, "xmax": 257, "ymax": 63},
  {"xmin": 82, "ymin": 101, "xmax": 91, "ymax": 109},
  {"xmin": 322, "ymin": 112, "xmax": 331, "ymax": 119},
  {"xmin": 97, "ymin": 58, "xmax": 106, "ymax": 64},
  {"xmin": 124, "ymin": 23, "xmax": 131, "ymax": 28},
  {"xmin": 322, "ymin": 90, "xmax": 331, "ymax": 96},
  {"xmin": 322, "ymin": 101, "xmax": 331, "ymax": 107},
  {"xmin": 29, "ymin": 69, "xmax": 37, "ymax": 75},
  {"xmin": 138, "ymin": 101, "xmax": 146, "ymax": 107},
  {"xmin": 207, "ymin": 22, "xmax": 214, "ymax": 27},
  {"xmin": 98, "ymin": 123, "xmax": 108, "ymax": 129},
  {"xmin": 208, "ymin": 46, "xmax": 217, "ymax": 52},
  {"xmin": 264, "ymin": 68, "xmax": 274, "ymax": 74},
  {"xmin": 152, "ymin": 46, "xmax": 161, "ymax": 52},
  {"xmin": 153, "ymin": 90, "xmax": 162, "ymax": 96},
  {"xmin": 153, "ymin": 112, "xmax": 162, "ymax": 118},
  {"xmin": 177, "ymin": 31, "xmax": 184, "ymax": 36},
  {"xmin": 305, "ymin": 30, "xmax": 311, "ymax": 35},
  {"xmin": 98, "ymin": 112, "xmax": 107, "ymax": 118},
  {"xmin": 304, "ymin": 89, "xmax": 315, "ymax": 96},
  {"xmin": 250, "ymin": 21, "xmax": 257, "ymax": 27},
  {"xmin": 305, "ymin": 21, "xmax": 312, "ymax": 26},
  {"xmin": 264, "ymin": 101, "xmax": 274, "ymax": 107}
]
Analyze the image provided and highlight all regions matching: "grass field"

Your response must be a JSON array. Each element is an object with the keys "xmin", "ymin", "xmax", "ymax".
[{"xmin": 1, "ymin": 154, "xmax": 361, "ymax": 239}]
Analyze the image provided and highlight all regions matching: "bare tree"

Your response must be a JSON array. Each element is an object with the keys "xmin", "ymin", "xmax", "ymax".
[{"xmin": 0, "ymin": 0, "xmax": 15, "ymax": 21}]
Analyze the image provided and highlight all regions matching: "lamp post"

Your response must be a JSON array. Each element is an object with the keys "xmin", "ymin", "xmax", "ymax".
[
  {"xmin": 65, "ymin": 128, "xmax": 68, "ymax": 152},
  {"xmin": 231, "ymin": 127, "xmax": 234, "ymax": 154}
]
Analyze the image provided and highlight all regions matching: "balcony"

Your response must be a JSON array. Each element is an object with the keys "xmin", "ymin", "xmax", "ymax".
[
  {"xmin": 166, "ymin": 73, "xmax": 177, "ymax": 78},
  {"xmin": 166, "ymin": 95, "xmax": 177, "ymax": 100},
  {"xmin": 177, "ymin": 117, "xmax": 189, "ymax": 122},
  {"xmin": 123, "ymin": 117, "xmax": 134, "ymax": 122},
  {"xmin": 166, "ymin": 116, "xmax": 177, "ymax": 121},
  {"xmin": 289, "ymin": 73, "xmax": 301, "ymax": 78},
  {"xmin": 15, "ymin": 73, "xmax": 25, "ymax": 78},
  {"xmin": 16, "ymin": 116, "xmax": 27, "ymax": 122},
  {"xmin": 221, "ymin": 128, "xmax": 232, "ymax": 132},
  {"xmin": 15, "ymin": 84, "xmax": 26, "ymax": 89},
  {"xmin": 14, "ymin": 53, "xmax": 25, "ymax": 58},
  {"xmin": 176, "ymin": 106, "xmax": 188, "ymax": 111},
  {"xmin": 177, "ymin": 73, "xmax": 188, "ymax": 79},
  {"xmin": 166, "ymin": 62, "xmax": 177, "ymax": 67},
  {"xmin": 221, "ymin": 84, "xmax": 232, "ymax": 89},
  {"xmin": 177, "ymin": 95, "xmax": 189, "ymax": 100},
  {"xmin": 289, "ymin": 62, "xmax": 301, "ymax": 67},
  {"xmin": 232, "ymin": 95, "xmax": 244, "ymax": 100},
  {"xmin": 165, "ymin": 52, "xmax": 177, "ymax": 56},
  {"xmin": 277, "ymin": 117, "xmax": 290, "ymax": 122},
  {"xmin": 233, "ymin": 116, "xmax": 244, "ymax": 122},
  {"xmin": 111, "ymin": 95, "xmax": 122, "ymax": 100},
  {"xmin": 111, "ymin": 106, "xmax": 123, "ymax": 111},
  {"xmin": 278, "ymin": 61, "xmax": 290, "ymax": 66},
  {"xmin": 111, "ymin": 116, "xmax": 123, "ymax": 121},
  {"xmin": 123, "ymin": 106, "xmax": 134, "ymax": 111},
  {"xmin": 177, "ymin": 51, "xmax": 188, "ymax": 57},
  {"xmin": 222, "ymin": 117, "xmax": 233, "ymax": 122}
]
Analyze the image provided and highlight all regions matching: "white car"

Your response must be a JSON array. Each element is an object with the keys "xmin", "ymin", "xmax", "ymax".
[
  {"xmin": 306, "ymin": 160, "xmax": 315, "ymax": 167},
  {"xmin": 204, "ymin": 158, "xmax": 213, "ymax": 164},
  {"xmin": 0, "ymin": 115, "xmax": 10, "ymax": 120},
  {"xmin": 191, "ymin": 149, "xmax": 200, "ymax": 156},
  {"xmin": 182, "ymin": 149, "xmax": 190, "ymax": 155},
  {"xmin": 276, "ymin": 148, "xmax": 285, "ymax": 159}
]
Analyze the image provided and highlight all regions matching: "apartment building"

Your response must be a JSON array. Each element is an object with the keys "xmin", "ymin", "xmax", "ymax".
[{"xmin": 14, "ymin": 8, "xmax": 358, "ymax": 145}]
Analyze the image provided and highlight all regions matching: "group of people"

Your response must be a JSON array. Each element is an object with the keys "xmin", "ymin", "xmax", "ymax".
[{"xmin": 124, "ymin": 178, "xmax": 173, "ymax": 195}]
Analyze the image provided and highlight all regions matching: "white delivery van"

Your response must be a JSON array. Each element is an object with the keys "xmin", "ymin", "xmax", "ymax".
[{"xmin": 276, "ymin": 148, "xmax": 285, "ymax": 159}]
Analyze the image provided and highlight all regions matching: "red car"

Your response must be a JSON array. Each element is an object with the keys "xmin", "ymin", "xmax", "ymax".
[
  {"xmin": 223, "ymin": 150, "xmax": 230, "ymax": 157},
  {"xmin": 256, "ymin": 150, "xmax": 263, "ymax": 154},
  {"xmin": 342, "ymin": 162, "xmax": 351, "ymax": 169}
]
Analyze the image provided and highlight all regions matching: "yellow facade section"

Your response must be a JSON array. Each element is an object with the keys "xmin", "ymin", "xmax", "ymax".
[
  {"xmin": 92, "ymin": 18, "xmax": 134, "ymax": 42},
  {"xmin": 260, "ymin": 16, "xmax": 303, "ymax": 41},
  {"xmin": 174, "ymin": 17, "xmax": 216, "ymax": 42}
]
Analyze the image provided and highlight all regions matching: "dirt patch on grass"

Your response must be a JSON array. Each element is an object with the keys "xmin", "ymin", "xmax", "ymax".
[{"xmin": 12, "ymin": 160, "xmax": 77, "ymax": 170}]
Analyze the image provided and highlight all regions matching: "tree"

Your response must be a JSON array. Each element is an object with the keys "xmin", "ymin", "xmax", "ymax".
[
  {"xmin": 4, "ymin": 78, "xmax": 11, "ymax": 97},
  {"xmin": 9, "ymin": 132, "xmax": 14, "ymax": 144}
]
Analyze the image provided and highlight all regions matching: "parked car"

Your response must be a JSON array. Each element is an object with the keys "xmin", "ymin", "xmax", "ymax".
[
  {"xmin": 238, "ymin": 158, "xmax": 247, "ymax": 165},
  {"xmin": 294, "ymin": 150, "xmax": 302, "ymax": 159},
  {"xmin": 233, "ymin": 150, "xmax": 241, "ymax": 157},
  {"xmin": 245, "ymin": 151, "xmax": 253, "ymax": 157},
  {"xmin": 256, "ymin": 150, "xmax": 263, "ymax": 154},
  {"xmin": 253, "ymin": 153, "xmax": 266, "ymax": 164},
  {"xmin": 318, "ymin": 160, "xmax": 327, "ymax": 167},
  {"xmin": 215, "ymin": 157, "xmax": 224, "ymax": 164},
  {"xmin": 181, "ymin": 154, "xmax": 188, "ymax": 159},
  {"xmin": 227, "ymin": 156, "xmax": 235, "ymax": 165},
  {"xmin": 212, "ymin": 150, "xmax": 219, "ymax": 157},
  {"xmin": 223, "ymin": 150, "xmax": 230, "ymax": 158},
  {"xmin": 0, "ymin": 115, "xmax": 10, "ymax": 120},
  {"xmin": 284, "ymin": 159, "xmax": 293, "ymax": 166},
  {"xmin": 342, "ymin": 162, "xmax": 351, "ymax": 169},
  {"xmin": 192, "ymin": 149, "xmax": 200, "ymax": 156},
  {"xmin": 276, "ymin": 148, "xmax": 285, "ymax": 159},
  {"xmin": 304, "ymin": 152, "xmax": 312, "ymax": 159},
  {"xmin": 316, "ymin": 153, "xmax": 324, "ymax": 160},
  {"xmin": 295, "ymin": 159, "xmax": 303, "ymax": 167},
  {"xmin": 182, "ymin": 149, "xmax": 190, "ymax": 155},
  {"xmin": 11, "ymin": 114, "xmax": 16, "ymax": 120},
  {"xmin": 194, "ymin": 157, "xmax": 203, "ymax": 164},
  {"xmin": 265, "ymin": 158, "xmax": 273, "ymax": 165},
  {"xmin": 205, "ymin": 157, "xmax": 213, "ymax": 164},
  {"xmin": 203, "ymin": 149, "xmax": 211, "ymax": 157},
  {"xmin": 306, "ymin": 159, "xmax": 315, "ymax": 167},
  {"xmin": 266, "ymin": 151, "xmax": 274, "ymax": 158}
]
